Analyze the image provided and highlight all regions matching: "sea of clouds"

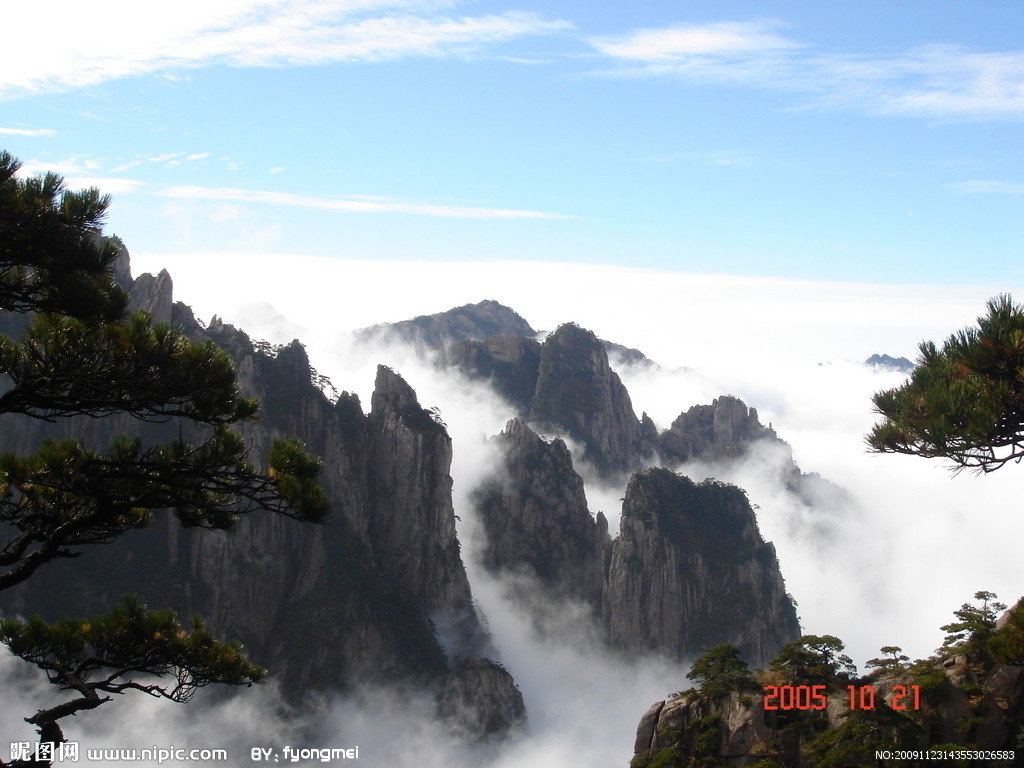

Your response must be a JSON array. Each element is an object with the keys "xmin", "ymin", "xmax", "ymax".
[{"xmin": 4, "ymin": 252, "xmax": 1023, "ymax": 765}]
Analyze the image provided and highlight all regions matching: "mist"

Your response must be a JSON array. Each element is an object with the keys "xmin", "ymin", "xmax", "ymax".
[{"xmin": 4, "ymin": 252, "xmax": 1023, "ymax": 763}]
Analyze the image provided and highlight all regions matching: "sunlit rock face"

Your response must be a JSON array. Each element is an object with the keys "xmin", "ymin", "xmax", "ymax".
[
  {"xmin": 658, "ymin": 396, "xmax": 776, "ymax": 463},
  {"xmin": 603, "ymin": 468, "xmax": 799, "ymax": 669},
  {"xmin": 633, "ymin": 692, "xmax": 782, "ymax": 766},
  {"xmin": 366, "ymin": 364, "xmax": 490, "ymax": 658}
]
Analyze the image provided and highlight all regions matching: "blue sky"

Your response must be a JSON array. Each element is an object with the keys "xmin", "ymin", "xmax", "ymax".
[{"xmin": 2, "ymin": 0, "xmax": 1023, "ymax": 284}]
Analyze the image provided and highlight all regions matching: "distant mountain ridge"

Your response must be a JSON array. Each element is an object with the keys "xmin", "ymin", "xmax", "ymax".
[
  {"xmin": 358, "ymin": 298, "xmax": 653, "ymax": 369},
  {"xmin": 865, "ymin": 352, "xmax": 915, "ymax": 372},
  {"xmin": 354, "ymin": 299, "xmax": 536, "ymax": 346}
]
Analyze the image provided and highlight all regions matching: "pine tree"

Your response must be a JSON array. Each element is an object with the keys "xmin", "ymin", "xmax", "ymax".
[
  {"xmin": 868, "ymin": 294, "xmax": 1024, "ymax": 472},
  {"xmin": 939, "ymin": 590, "xmax": 1006, "ymax": 662},
  {"xmin": 685, "ymin": 643, "xmax": 757, "ymax": 698},
  {"xmin": 0, "ymin": 151, "xmax": 328, "ymax": 759},
  {"xmin": 769, "ymin": 635, "xmax": 856, "ymax": 686}
]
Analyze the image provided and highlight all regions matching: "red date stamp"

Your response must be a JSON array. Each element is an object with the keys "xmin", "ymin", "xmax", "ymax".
[{"xmin": 763, "ymin": 685, "xmax": 922, "ymax": 711}]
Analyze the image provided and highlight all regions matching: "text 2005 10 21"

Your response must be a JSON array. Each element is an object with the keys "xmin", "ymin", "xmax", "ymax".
[{"xmin": 763, "ymin": 685, "xmax": 922, "ymax": 711}]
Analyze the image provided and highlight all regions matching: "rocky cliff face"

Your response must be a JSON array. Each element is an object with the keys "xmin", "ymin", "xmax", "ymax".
[
  {"xmin": 473, "ymin": 418, "xmax": 608, "ymax": 607},
  {"xmin": 438, "ymin": 658, "xmax": 528, "ymax": 741},
  {"xmin": 472, "ymin": 424, "xmax": 798, "ymax": 667},
  {"xmin": 633, "ymin": 692, "xmax": 784, "ymax": 766},
  {"xmin": 529, "ymin": 323, "xmax": 648, "ymax": 475},
  {"xmin": 604, "ymin": 469, "xmax": 799, "ymax": 668},
  {"xmin": 439, "ymin": 334, "xmax": 542, "ymax": 412},
  {"xmin": 367, "ymin": 365, "xmax": 488, "ymax": 656},
  {"xmin": 658, "ymin": 396, "xmax": 777, "ymax": 464}
]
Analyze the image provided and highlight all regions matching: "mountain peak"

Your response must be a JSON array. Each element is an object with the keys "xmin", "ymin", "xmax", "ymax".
[{"xmin": 355, "ymin": 300, "xmax": 536, "ymax": 347}]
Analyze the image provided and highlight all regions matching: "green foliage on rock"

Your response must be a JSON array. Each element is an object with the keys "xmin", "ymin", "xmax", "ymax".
[
  {"xmin": 804, "ymin": 706, "xmax": 922, "ymax": 768},
  {"xmin": 686, "ymin": 643, "xmax": 758, "ymax": 698},
  {"xmin": 769, "ymin": 634, "xmax": 857, "ymax": 686},
  {"xmin": 630, "ymin": 748, "xmax": 685, "ymax": 768},
  {"xmin": 865, "ymin": 645, "xmax": 911, "ymax": 673},
  {"xmin": 940, "ymin": 590, "xmax": 1006, "ymax": 666}
]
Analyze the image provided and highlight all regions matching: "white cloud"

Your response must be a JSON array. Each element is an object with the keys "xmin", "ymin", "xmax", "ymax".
[
  {"xmin": 592, "ymin": 23, "xmax": 1024, "ymax": 121},
  {"xmin": 111, "ymin": 160, "xmax": 144, "ymax": 172},
  {"xmin": 14, "ymin": 158, "xmax": 146, "ymax": 194},
  {"xmin": 0, "ymin": 0, "xmax": 571, "ymax": 99},
  {"xmin": 17, "ymin": 154, "xmax": 562, "ymax": 218},
  {"xmin": 18, "ymin": 156, "xmax": 104, "ymax": 176},
  {"xmin": 817, "ymin": 45, "xmax": 1024, "ymax": 121},
  {"xmin": 62, "ymin": 176, "xmax": 147, "ymax": 195},
  {"xmin": 148, "ymin": 152, "xmax": 184, "ymax": 163},
  {"xmin": 0, "ymin": 126, "xmax": 55, "ymax": 137},
  {"xmin": 157, "ymin": 184, "xmax": 578, "ymax": 219},
  {"xmin": 592, "ymin": 21, "xmax": 796, "ymax": 61}
]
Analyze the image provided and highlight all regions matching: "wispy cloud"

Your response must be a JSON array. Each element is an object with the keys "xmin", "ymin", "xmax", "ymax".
[
  {"xmin": 815, "ymin": 45, "xmax": 1024, "ymax": 121},
  {"xmin": 950, "ymin": 179, "xmax": 1024, "ymax": 195},
  {"xmin": 158, "ymin": 184, "xmax": 578, "ymax": 219},
  {"xmin": 0, "ymin": 1, "xmax": 571, "ymax": 99},
  {"xmin": 0, "ymin": 126, "xmax": 55, "ymax": 137},
  {"xmin": 592, "ymin": 21, "xmax": 796, "ymax": 61},
  {"xmin": 110, "ymin": 151, "xmax": 212, "ymax": 172},
  {"xmin": 63, "ymin": 177, "xmax": 148, "ymax": 195},
  {"xmin": 589, "ymin": 20, "xmax": 801, "ymax": 87},
  {"xmin": 16, "ymin": 156, "xmax": 147, "ymax": 195},
  {"xmin": 15, "ymin": 153, "xmax": 570, "ymax": 217},
  {"xmin": 148, "ymin": 152, "xmax": 185, "ymax": 163},
  {"xmin": 18, "ymin": 156, "xmax": 105, "ymax": 176},
  {"xmin": 590, "ymin": 22, "xmax": 1024, "ymax": 121}
]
